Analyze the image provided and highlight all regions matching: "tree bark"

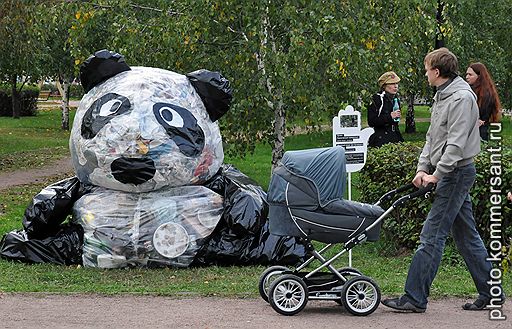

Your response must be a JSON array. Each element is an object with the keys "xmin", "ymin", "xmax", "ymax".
[
  {"xmin": 405, "ymin": 92, "xmax": 416, "ymax": 133},
  {"xmin": 255, "ymin": 2, "xmax": 285, "ymax": 170},
  {"xmin": 271, "ymin": 92, "xmax": 285, "ymax": 170},
  {"xmin": 10, "ymin": 74, "xmax": 20, "ymax": 119},
  {"xmin": 58, "ymin": 76, "xmax": 71, "ymax": 130}
]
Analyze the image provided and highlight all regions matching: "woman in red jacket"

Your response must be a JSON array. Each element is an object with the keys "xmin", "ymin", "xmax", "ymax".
[{"xmin": 367, "ymin": 71, "xmax": 404, "ymax": 147}]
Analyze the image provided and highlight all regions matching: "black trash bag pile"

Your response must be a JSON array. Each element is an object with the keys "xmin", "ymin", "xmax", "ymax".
[
  {"xmin": 1, "ymin": 166, "xmax": 307, "ymax": 267},
  {"xmin": 193, "ymin": 165, "xmax": 307, "ymax": 266},
  {"xmin": 23, "ymin": 177, "xmax": 83, "ymax": 238},
  {"xmin": 0, "ymin": 224, "xmax": 84, "ymax": 265},
  {"xmin": 0, "ymin": 177, "xmax": 91, "ymax": 265}
]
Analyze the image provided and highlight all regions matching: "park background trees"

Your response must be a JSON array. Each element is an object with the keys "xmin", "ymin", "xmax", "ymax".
[
  {"xmin": 1, "ymin": 0, "xmax": 510, "ymax": 164},
  {"xmin": 0, "ymin": 0, "xmax": 43, "ymax": 119}
]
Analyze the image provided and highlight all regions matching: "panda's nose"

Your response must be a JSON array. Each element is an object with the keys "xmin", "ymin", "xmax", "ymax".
[{"xmin": 111, "ymin": 157, "xmax": 156, "ymax": 185}]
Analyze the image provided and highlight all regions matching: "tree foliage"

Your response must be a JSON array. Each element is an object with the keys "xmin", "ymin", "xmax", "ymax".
[
  {"xmin": 449, "ymin": 0, "xmax": 512, "ymax": 107},
  {"xmin": 0, "ymin": 0, "xmax": 43, "ymax": 118},
  {"xmin": 0, "ymin": 0, "xmax": 510, "ymax": 161},
  {"xmin": 35, "ymin": 0, "xmax": 82, "ymax": 129}
]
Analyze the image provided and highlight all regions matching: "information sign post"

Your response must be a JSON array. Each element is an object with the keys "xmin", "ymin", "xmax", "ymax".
[{"xmin": 332, "ymin": 105, "xmax": 374, "ymax": 266}]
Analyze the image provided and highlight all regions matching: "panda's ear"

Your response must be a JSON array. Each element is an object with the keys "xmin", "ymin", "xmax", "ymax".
[
  {"xmin": 186, "ymin": 69, "xmax": 232, "ymax": 122},
  {"xmin": 79, "ymin": 49, "xmax": 131, "ymax": 93}
]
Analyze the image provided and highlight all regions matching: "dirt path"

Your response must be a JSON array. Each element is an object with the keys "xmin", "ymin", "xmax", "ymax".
[
  {"xmin": 0, "ymin": 156, "xmax": 74, "ymax": 191},
  {"xmin": 0, "ymin": 294, "xmax": 509, "ymax": 329}
]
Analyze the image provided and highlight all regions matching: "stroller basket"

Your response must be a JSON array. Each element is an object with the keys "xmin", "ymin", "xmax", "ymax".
[{"xmin": 267, "ymin": 147, "xmax": 384, "ymax": 244}]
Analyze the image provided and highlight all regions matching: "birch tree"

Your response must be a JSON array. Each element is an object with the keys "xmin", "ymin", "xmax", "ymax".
[{"xmin": 36, "ymin": 0, "xmax": 81, "ymax": 130}]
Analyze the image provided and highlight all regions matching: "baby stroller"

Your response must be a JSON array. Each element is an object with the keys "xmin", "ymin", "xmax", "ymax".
[{"xmin": 259, "ymin": 147, "xmax": 432, "ymax": 316}]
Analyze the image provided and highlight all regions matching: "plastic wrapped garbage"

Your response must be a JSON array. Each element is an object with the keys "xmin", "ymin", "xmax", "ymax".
[
  {"xmin": 70, "ymin": 66, "xmax": 225, "ymax": 193},
  {"xmin": 1, "ymin": 51, "xmax": 306, "ymax": 269},
  {"xmin": 194, "ymin": 165, "xmax": 307, "ymax": 266},
  {"xmin": 0, "ymin": 224, "xmax": 84, "ymax": 265},
  {"xmin": 72, "ymin": 185, "xmax": 223, "ymax": 268}
]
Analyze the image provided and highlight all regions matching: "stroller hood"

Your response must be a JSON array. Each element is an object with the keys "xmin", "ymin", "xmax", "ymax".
[
  {"xmin": 267, "ymin": 147, "xmax": 384, "ymax": 243},
  {"xmin": 268, "ymin": 147, "xmax": 346, "ymax": 206}
]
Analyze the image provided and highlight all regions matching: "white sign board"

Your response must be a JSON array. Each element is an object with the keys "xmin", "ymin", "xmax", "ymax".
[{"xmin": 332, "ymin": 105, "xmax": 374, "ymax": 173}]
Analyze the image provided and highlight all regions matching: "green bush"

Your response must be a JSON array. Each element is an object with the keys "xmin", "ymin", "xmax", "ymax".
[
  {"xmin": 357, "ymin": 142, "xmax": 429, "ymax": 253},
  {"xmin": 473, "ymin": 142, "xmax": 512, "ymax": 244},
  {"xmin": 0, "ymin": 84, "xmax": 39, "ymax": 117},
  {"xmin": 69, "ymin": 83, "xmax": 84, "ymax": 99},
  {"xmin": 357, "ymin": 141, "xmax": 511, "ymax": 256}
]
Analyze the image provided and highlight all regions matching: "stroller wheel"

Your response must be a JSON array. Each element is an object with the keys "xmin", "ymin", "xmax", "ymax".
[
  {"xmin": 268, "ymin": 274, "xmax": 308, "ymax": 316},
  {"xmin": 258, "ymin": 266, "xmax": 290, "ymax": 303},
  {"xmin": 334, "ymin": 267, "xmax": 363, "ymax": 305},
  {"xmin": 341, "ymin": 276, "xmax": 381, "ymax": 316}
]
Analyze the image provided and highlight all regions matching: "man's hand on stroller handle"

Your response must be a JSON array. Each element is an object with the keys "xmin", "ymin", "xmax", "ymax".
[
  {"xmin": 409, "ymin": 183, "xmax": 435, "ymax": 199},
  {"xmin": 390, "ymin": 181, "xmax": 435, "ymax": 208},
  {"xmin": 413, "ymin": 171, "xmax": 439, "ymax": 187}
]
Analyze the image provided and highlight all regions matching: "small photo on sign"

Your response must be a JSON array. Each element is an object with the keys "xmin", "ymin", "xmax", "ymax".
[{"xmin": 339, "ymin": 115, "xmax": 358, "ymax": 128}]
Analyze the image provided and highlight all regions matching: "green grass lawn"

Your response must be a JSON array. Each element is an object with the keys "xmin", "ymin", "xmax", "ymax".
[
  {"xmin": 0, "ymin": 109, "xmax": 73, "ymax": 155},
  {"xmin": 1, "ymin": 238, "xmax": 494, "ymax": 298},
  {"xmin": 0, "ymin": 109, "xmax": 73, "ymax": 172},
  {"xmin": 0, "ymin": 107, "xmax": 510, "ymax": 298}
]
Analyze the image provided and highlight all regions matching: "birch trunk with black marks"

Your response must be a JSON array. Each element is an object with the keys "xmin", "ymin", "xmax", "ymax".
[
  {"xmin": 256, "ymin": 2, "xmax": 285, "ymax": 171},
  {"xmin": 57, "ymin": 77, "xmax": 71, "ymax": 130}
]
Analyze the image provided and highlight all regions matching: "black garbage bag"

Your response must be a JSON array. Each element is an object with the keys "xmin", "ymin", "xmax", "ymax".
[
  {"xmin": 194, "ymin": 165, "xmax": 307, "ymax": 266},
  {"xmin": 0, "ymin": 223, "xmax": 84, "ymax": 265},
  {"xmin": 186, "ymin": 69, "xmax": 232, "ymax": 122},
  {"xmin": 220, "ymin": 166, "xmax": 268, "ymax": 236},
  {"xmin": 22, "ymin": 177, "xmax": 92, "ymax": 239}
]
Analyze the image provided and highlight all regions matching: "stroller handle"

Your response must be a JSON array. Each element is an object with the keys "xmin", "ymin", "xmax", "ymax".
[
  {"xmin": 377, "ymin": 182, "xmax": 416, "ymax": 204},
  {"xmin": 392, "ymin": 183, "xmax": 435, "ymax": 208}
]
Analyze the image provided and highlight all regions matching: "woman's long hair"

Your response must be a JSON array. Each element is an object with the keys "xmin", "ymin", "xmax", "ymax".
[{"xmin": 468, "ymin": 62, "xmax": 502, "ymax": 123}]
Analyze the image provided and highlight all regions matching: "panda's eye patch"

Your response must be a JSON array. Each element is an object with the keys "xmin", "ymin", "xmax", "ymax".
[
  {"xmin": 153, "ymin": 102, "xmax": 205, "ymax": 157},
  {"xmin": 81, "ymin": 93, "xmax": 131, "ymax": 139},
  {"xmin": 158, "ymin": 106, "xmax": 184, "ymax": 128}
]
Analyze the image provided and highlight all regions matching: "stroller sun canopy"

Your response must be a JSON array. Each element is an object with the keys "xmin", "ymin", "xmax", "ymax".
[
  {"xmin": 273, "ymin": 147, "xmax": 346, "ymax": 205},
  {"xmin": 267, "ymin": 147, "xmax": 384, "ymax": 243}
]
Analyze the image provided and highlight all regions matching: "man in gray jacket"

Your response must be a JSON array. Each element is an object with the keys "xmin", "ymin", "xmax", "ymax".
[{"xmin": 382, "ymin": 48, "xmax": 504, "ymax": 312}]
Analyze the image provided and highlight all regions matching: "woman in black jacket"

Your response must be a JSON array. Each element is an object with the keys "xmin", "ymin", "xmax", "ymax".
[
  {"xmin": 367, "ymin": 71, "xmax": 404, "ymax": 147},
  {"xmin": 465, "ymin": 62, "xmax": 502, "ymax": 141}
]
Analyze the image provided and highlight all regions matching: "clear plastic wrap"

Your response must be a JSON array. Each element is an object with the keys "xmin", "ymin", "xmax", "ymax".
[
  {"xmin": 72, "ymin": 185, "xmax": 223, "ymax": 268},
  {"xmin": 70, "ymin": 67, "xmax": 224, "ymax": 192}
]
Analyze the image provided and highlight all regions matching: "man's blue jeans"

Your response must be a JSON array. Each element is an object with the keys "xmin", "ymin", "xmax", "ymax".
[{"xmin": 403, "ymin": 163, "xmax": 492, "ymax": 309}]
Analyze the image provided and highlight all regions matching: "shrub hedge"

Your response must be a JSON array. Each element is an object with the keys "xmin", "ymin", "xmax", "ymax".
[
  {"xmin": 357, "ymin": 141, "xmax": 511, "ymax": 256},
  {"xmin": 0, "ymin": 84, "xmax": 38, "ymax": 117}
]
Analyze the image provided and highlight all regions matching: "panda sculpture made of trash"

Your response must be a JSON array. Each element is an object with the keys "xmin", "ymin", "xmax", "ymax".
[
  {"xmin": 70, "ymin": 50, "xmax": 231, "ymax": 268},
  {"xmin": 0, "ymin": 50, "xmax": 307, "ymax": 268}
]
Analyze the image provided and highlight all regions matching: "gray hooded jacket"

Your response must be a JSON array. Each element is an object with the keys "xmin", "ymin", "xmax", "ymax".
[{"xmin": 417, "ymin": 76, "xmax": 481, "ymax": 178}]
